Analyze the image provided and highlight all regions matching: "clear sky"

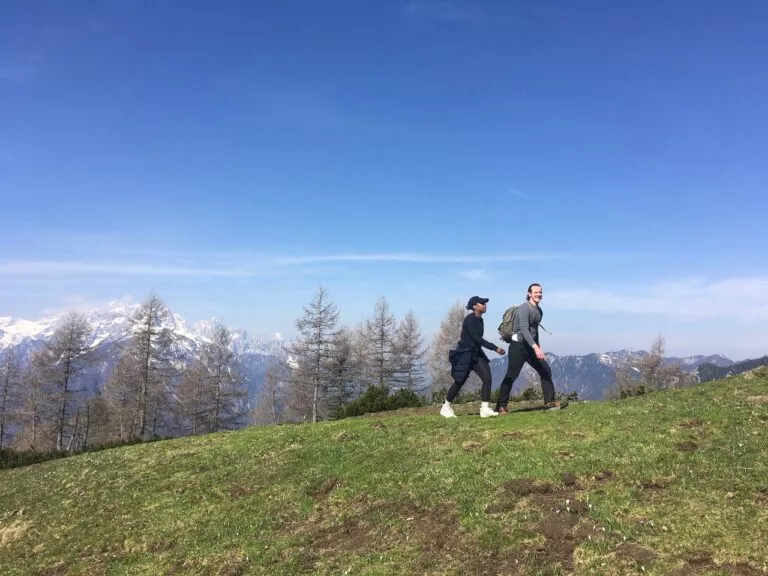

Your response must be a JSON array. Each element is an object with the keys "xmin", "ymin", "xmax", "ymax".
[{"xmin": 2, "ymin": 0, "xmax": 767, "ymax": 359}]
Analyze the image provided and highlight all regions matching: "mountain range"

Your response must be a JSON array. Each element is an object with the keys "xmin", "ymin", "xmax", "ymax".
[
  {"xmin": 488, "ymin": 350, "xmax": 734, "ymax": 400},
  {"xmin": 0, "ymin": 304, "xmax": 287, "ymax": 402},
  {"xmin": 0, "ymin": 304, "xmax": 758, "ymax": 402}
]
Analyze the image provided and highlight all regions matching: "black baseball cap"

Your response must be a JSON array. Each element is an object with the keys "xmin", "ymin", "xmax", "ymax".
[{"xmin": 466, "ymin": 296, "xmax": 489, "ymax": 310}]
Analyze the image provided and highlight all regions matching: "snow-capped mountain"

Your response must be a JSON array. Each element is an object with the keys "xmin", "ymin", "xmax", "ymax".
[{"xmin": 0, "ymin": 303, "xmax": 287, "ymax": 400}]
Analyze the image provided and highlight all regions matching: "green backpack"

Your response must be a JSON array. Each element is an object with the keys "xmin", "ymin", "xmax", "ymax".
[
  {"xmin": 498, "ymin": 303, "xmax": 551, "ymax": 343},
  {"xmin": 497, "ymin": 305, "xmax": 518, "ymax": 343}
]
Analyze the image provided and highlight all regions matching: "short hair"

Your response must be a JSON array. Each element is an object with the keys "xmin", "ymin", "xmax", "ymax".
[{"xmin": 526, "ymin": 283, "xmax": 541, "ymax": 301}]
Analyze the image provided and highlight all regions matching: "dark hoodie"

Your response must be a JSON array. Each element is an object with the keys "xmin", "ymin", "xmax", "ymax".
[{"xmin": 457, "ymin": 312, "xmax": 497, "ymax": 358}]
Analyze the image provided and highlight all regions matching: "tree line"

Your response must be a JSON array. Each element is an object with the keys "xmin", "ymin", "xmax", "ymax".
[
  {"xmin": 0, "ymin": 294, "xmax": 247, "ymax": 453},
  {"xmin": 0, "ymin": 287, "xmax": 473, "ymax": 454},
  {"xmin": 253, "ymin": 287, "xmax": 433, "ymax": 425}
]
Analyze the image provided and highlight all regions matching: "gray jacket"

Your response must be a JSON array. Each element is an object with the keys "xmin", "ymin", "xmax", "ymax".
[{"xmin": 513, "ymin": 301, "xmax": 543, "ymax": 348}]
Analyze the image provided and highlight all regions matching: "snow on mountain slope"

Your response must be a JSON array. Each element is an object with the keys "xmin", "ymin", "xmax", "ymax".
[{"xmin": 0, "ymin": 303, "xmax": 286, "ymax": 400}]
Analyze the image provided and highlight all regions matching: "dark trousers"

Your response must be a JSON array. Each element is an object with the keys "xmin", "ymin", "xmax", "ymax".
[
  {"xmin": 447, "ymin": 354, "xmax": 492, "ymax": 402},
  {"xmin": 496, "ymin": 341, "xmax": 555, "ymax": 407}
]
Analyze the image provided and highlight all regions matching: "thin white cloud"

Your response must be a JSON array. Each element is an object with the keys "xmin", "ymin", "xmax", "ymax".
[
  {"xmin": 547, "ymin": 277, "xmax": 768, "ymax": 321},
  {"xmin": 275, "ymin": 253, "xmax": 565, "ymax": 265},
  {"xmin": 0, "ymin": 261, "xmax": 258, "ymax": 277},
  {"xmin": 41, "ymin": 295, "xmax": 136, "ymax": 316},
  {"xmin": 461, "ymin": 269, "xmax": 489, "ymax": 281},
  {"xmin": 509, "ymin": 189, "xmax": 530, "ymax": 200},
  {"xmin": 0, "ymin": 252, "xmax": 574, "ymax": 278}
]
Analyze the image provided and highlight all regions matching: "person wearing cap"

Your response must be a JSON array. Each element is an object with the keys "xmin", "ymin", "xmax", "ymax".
[{"xmin": 441, "ymin": 296, "xmax": 506, "ymax": 419}]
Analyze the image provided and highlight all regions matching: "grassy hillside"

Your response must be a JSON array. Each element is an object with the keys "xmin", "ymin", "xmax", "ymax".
[{"xmin": 2, "ymin": 371, "xmax": 767, "ymax": 576}]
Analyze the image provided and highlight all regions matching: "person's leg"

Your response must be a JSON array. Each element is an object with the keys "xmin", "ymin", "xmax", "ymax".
[
  {"xmin": 474, "ymin": 355, "xmax": 492, "ymax": 402},
  {"xmin": 473, "ymin": 355, "xmax": 498, "ymax": 417},
  {"xmin": 528, "ymin": 354, "xmax": 556, "ymax": 404},
  {"xmin": 495, "ymin": 342, "xmax": 528, "ymax": 411},
  {"xmin": 446, "ymin": 375, "xmax": 468, "ymax": 403},
  {"xmin": 442, "ymin": 371, "xmax": 470, "ymax": 418}
]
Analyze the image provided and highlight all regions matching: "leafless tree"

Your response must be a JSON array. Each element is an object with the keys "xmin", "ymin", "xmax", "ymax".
[
  {"xmin": 392, "ymin": 311, "xmax": 426, "ymax": 392},
  {"xmin": 253, "ymin": 358, "xmax": 290, "ymax": 426},
  {"xmin": 103, "ymin": 347, "xmax": 140, "ymax": 441},
  {"xmin": 30, "ymin": 312, "xmax": 94, "ymax": 452},
  {"xmin": 174, "ymin": 361, "xmax": 210, "ymax": 435},
  {"xmin": 365, "ymin": 296, "xmax": 397, "ymax": 389},
  {"xmin": 130, "ymin": 293, "xmax": 174, "ymax": 439},
  {"xmin": 286, "ymin": 286, "xmax": 339, "ymax": 423},
  {"xmin": 0, "ymin": 350, "xmax": 22, "ymax": 448},
  {"xmin": 200, "ymin": 322, "xmax": 247, "ymax": 432}
]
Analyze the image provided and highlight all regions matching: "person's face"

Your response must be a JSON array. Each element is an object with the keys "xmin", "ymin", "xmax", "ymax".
[
  {"xmin": 474, "ymin": 302, "xmax": 488, "ymax": 314},
  {"xmin": 529, "ymin": 285, "xmax": 543, "ymax": 304}
]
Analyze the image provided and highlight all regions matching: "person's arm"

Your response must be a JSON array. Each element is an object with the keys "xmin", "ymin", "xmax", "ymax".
[{"xmin": 466, "ymin": 316, "xmax": 499, "ymax": 351}]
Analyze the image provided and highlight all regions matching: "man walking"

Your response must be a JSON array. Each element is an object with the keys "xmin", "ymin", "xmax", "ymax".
[
  {"xmin": 496, "ymin": 284, "xmax": 567, "ymax": 413},
  {"xmin": 441, "ymin": 296, "xmax": 505, "ymax": 419}
]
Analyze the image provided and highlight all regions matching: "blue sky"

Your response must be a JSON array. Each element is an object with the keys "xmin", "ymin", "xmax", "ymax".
[{"xmin": 2, "ymin": 0, "xmax": 767, "ymax": 359}]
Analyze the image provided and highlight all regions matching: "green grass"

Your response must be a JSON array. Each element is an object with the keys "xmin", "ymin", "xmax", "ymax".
[{"xmin": 2, "ymin": 371, "xmax": 767, "ymax": 576}]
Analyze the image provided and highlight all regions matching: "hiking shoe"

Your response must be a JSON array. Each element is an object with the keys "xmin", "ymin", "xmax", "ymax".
[
  {"xmin": 440, "ymin": 404, "xmax": 457, "ymax": 418},
  {"xmin": 497, "ymin": 407, "xmax": 509, "ymax": 415},
  {"xmin": 544, "ymin": 401, "xmax": 569, "ymax": 411},
  {"xmin": 480, "ymin": 405, "xmax": 499, "ymax": 418}
]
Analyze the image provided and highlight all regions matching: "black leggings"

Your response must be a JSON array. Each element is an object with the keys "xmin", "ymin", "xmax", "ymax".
[
  {"xmin": 447, "ymin": 354, "xmax": 492, "ymax": 402},
  {"xmin": 496, "ymin": 341, "xmax": 555, "ymax": 407}
]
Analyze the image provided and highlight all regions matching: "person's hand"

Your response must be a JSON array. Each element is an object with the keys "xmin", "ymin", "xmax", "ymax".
[
  {"xmin": 534, "ymin": 345, "xmax": 545, "ymax": 360},
  {"xmin": 496, "ymin": 347, "xmax": 505, "ymax": 356}
]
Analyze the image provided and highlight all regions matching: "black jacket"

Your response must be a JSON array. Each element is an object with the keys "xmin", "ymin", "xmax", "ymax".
[{"xmin": 457, "ymin": 313, "xmax": 497, "ymax": 359}]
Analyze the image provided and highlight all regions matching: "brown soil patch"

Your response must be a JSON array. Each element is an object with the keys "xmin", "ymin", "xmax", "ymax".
[
  {"xmin": 676, "ymin": 441, "xmax": 699, "ymax": 452},
  {"xmin": 746, "ymin": 395, "xmax": 768, "ymax": 403},
  {"xmin": 520, "ymin": 496, "xmax": 596, "ymax": 572},
  {"xmin": 595, "ymin": 469, "xmax": 614, "ymax": 481},
  {"xmin": 684, "ymin": 550, "xmax": 713, "ymax": 565},
  {"xmin": 370, "ymin": 421, "xmax": 386, "ymax": 429},
  {"xmin": 562, "ymin": 472, "xmax": 578, "ymax": 487},
  {"xmin": 459, "ymin": 551, "xmax": 522, "ymax": 576},
  {"xmin": 496, "ymin": 477, "xmax": 599, "ymax": 573},
  {"xmin": 309, "ymin": 501, "xmax": 458, "ymax": 560},
  {"xmin": 462, "ymin": 441, "xmax": 483, "ymax": 451},
  {"xmin": 502, "ymin": 478, "xmax": 554, "ymax": 496},
  {"xmin": 309, "ymin": 477, "xmax": 342, "ymax": 500},
  {"xmin": 616, "ymin": 542, "xmax": 658, "ymax": 565},
  {"xmin": 756, "ymin": 490, "xmax": 768, "ymax": 507},
  {"xmin": 229, "ymin": 485, "xmax": 257, "ymax": 499},
  {"xmin": 673, "ymin": 551, "xmax": 764, "ymax": 576},
  {"xmin": 556, "ymin": 451, "xmax": 576, "ymax": 459},
  {"xmin": 308, "ymin": 499, "xmax": 526, "ymax": 575},
  {"xmin": 309, "ymin": 487, "xmax": 602, "ymax": 575},
  {"xmin": 501, "ymin": 430, "xmax": 524, "ymax": 439}
]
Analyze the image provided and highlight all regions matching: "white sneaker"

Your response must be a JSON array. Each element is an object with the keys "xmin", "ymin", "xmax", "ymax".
[
  {"xmin": 480, "ymin": 405, "xmax": 499, "ymax": 418},
  {"xmin": 440, "ymin": 404, "xmax": 457, "ymax": 418}
]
